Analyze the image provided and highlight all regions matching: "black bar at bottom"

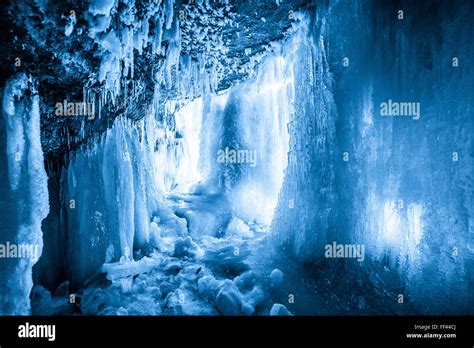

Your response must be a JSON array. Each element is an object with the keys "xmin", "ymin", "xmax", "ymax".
[{"xmin": 0, "ymin": 316, "xmax": 472, "ymax": 346}]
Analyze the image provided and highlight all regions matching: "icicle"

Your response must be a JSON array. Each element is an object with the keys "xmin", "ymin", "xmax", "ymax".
[
  {"xmin": 165, "ymin": 0, "xmax": 175, "ymax": 29},
  {"xmin": 80, "ymin": 118, "xmax": 85, "ymax": 139},
  {"xmin": 153, "ymin": 14, "xmax": 164, "ymax": 55}
]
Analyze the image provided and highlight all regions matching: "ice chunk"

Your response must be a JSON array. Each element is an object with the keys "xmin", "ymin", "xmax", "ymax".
[
  {"xmin": 270, "ymin": 303, "xmax": 293, "ymax": 316},
  {"xmin": 198, "ymin": 275, "xmax": 222, "ymax": 300},
  {"xmin": 203, "ymin": 242, "xmax": 251, "ymax": 266},
  {"xmin": 159, "ymin": 281, "xmax": 176, "ymax": 297},
  {"xmin": 116, "ymin": 307, "xmax": 128, "ymax": 315},
  {"xmin": 149, "ymin": 219, "xmax": 162, "ymax": 249},
  {"xmin": 101, "ymin": 256, "xmax": 162, "ymax": 281},
  {"xmin": 215, "ymin": 281, "xmax": 243, "ymax": 315},
  {"xmin": 184, "ymin": 210, "xmax": 221, "ymax": 237},
  {"xmin": 173, "ymin": 236, "xmax": 203, "ymax": 259},
  {"xmin": 164, "ymin": 287, "xmax": 216, "ymax": 315},
  {"xmin": 269, "ymin": 269, "xmax": 283, "ymax": 288},
  {"xmin": 244, "ymin": 286, "xmax": 265, "ymax": 309},
  {"xmin": 226, "ymin": 217, "xmax": 253, "ymax": 238},
  {"xmin": 241, "ymin": 303, "xmax": 254, "ymax": 316},
  {"xmin": 234, "ymin": 271, "xmax": 257, "ymax": 291}
]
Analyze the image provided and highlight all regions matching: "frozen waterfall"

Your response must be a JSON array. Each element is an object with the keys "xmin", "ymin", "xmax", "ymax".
[{"xmin": 0, "ymin": 0, "xmax": 472, "ymax": 317}]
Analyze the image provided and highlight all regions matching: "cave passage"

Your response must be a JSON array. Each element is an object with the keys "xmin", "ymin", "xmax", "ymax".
[{"xmin": 0, "ymin": 0, "xmax": 472, "ymax": 316}]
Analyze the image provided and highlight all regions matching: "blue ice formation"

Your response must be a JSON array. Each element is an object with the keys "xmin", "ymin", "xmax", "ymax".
[
  {"xmin": 0, "ymin": 0, "xmax": 472, "ymax": 316},
  {"xmin": 0, "ymin": 74, "xmax": 49, "ymax": 314}
]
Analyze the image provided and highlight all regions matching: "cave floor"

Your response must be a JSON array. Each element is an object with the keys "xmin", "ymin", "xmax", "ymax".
[{"xmin": 31, "ymin": 192, "xmax": 419, "ymax": 316}]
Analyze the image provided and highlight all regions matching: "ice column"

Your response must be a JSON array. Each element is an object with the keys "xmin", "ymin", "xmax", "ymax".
[{"xmin": 0, "ymin": 73, "xmax": 49, "ymax": 314}]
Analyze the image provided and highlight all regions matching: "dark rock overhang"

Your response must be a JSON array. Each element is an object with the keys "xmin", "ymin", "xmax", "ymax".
[{"xmin": 1, "ymin": 0, "xmax": 311, "ymax": 165}]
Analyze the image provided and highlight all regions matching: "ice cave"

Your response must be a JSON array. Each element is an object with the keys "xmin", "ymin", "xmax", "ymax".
[{"xmin": 0, "ymin": 0, "xmax": 473, "ymax": 316}]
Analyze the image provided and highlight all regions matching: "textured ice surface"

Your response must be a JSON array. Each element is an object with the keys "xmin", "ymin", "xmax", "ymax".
[
  {"xmin": 0, "ymin": 74, "xmax": 49, "ymax": 314},
  {"xmin": 270, "ymin": 2, "xmax": 473, "ymax": 314},
  {"xmin": 61, "ymin": 114, "xmax": 161, "ymax": 287},
  {"xmin": 3, "ymin": 0, "xmax": 470, "ymax": 316}
]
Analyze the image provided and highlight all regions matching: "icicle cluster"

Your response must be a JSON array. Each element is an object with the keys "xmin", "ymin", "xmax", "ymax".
[{"xmin": 83, "ymin": 0, "xmax": 242, "ymax": 114}]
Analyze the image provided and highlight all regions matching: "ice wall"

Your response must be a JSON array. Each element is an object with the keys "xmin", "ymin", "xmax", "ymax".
[
  {"xmin": 325, "ymin": 0, "xmax": 473, "ymax": 314},
  {"xmin": 271, "ymin": 11, "xmax": 339, "ymax": 259},
  {"xmin": 271, "ymin": 1, "xmax": 473, "ymax": 313},
  {"xmin": 0, "ymin": 73, "xmax": 49, "ymax": 314},
  {"xmin": 61, "ymin": 111, "xmax": 161, "ymax": 288}
]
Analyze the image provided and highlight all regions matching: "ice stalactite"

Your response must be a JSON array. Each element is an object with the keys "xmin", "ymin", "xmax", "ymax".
[
  {"xmin": 83, "ymin": 0, "xmax": 236, "ymax": 115},
  {"xmin": 0, "ymin": 73, "xmax": 49, "ymax": 314}
]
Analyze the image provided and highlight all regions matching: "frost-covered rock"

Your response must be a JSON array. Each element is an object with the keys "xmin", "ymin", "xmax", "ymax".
[
  {"xmin": 30, "ymin": 286, "xmax": 53, "ymax": 315},
  {"xmin": 159, "ymin": 281, "xmax": 176, "ymax": 297}
]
